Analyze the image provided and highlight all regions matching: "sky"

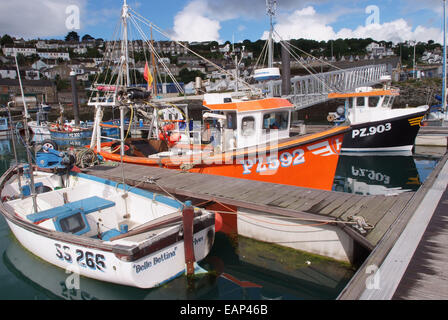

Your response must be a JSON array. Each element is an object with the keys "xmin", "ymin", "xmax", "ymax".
[{"xmin": 0, "ymin": 0, "xmax": 446, "ymax": 44}]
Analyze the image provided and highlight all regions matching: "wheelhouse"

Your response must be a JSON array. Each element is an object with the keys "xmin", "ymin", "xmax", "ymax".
[
  {"xmin": 328, "ymin": 88, "xmax": 400, "ymax": 123},
  {"xmin": 202, "ymin": 93, "xmax": 294, "ymax": 151}
]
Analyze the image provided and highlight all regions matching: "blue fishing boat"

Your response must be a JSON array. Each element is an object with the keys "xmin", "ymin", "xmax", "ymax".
[{"xmin": 49, "ymin": 124, "xmax": 93, "ymax": 140}]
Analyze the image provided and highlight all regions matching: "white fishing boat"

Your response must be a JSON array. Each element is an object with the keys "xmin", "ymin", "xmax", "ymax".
[
  {"xmin": 327, "ymin": 81, "xmax": 429, "ymax": 152},
  {"xmin": 0, "ymin": 160, "xmax": 215, "ymax": 289}
]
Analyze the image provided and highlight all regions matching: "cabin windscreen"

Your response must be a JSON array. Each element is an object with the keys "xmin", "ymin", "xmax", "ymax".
[
  {"xmin": 241, "ymin": 116, "xmax": 255, "ymax": 136},
  {"xmin": 262, "ymin": 111, "xmax": 289, "ymax": 131}
]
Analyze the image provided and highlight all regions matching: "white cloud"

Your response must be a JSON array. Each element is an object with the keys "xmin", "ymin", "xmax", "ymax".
[
  {"xmin": 262, "ymin": 6, "xmax": 338, "ymax": 41},
  {"xmin": 170, "ymin": 0, "xmax": 222, "ymax": 42},
  {"xmin": 0, "ymin": 0, "xmax": 87, "ymax": 39},
  {"xmin": 337, "ymin": 19, "xmax": 442, "ymax": 43},
  {"xmin": 263, "ymin": 6, "xmax": 442, "ymax": 43}
]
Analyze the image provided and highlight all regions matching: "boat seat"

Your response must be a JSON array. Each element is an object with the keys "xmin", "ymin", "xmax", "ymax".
[
  {"xmin": 26, "ymin": 196, "xmax": 116, "ymax": 223},
  {"xmin": 101, "ymin": 229, "xmax": 122, "ymax": 241},
  {"xmin": 99, "ymin": 224, "xmax": 129, "ymax": 241}
]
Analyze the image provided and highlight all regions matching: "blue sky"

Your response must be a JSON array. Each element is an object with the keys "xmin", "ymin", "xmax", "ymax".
[{"xmin": 0, "ymin": 0, "xmax": 445, "ymax": 43}]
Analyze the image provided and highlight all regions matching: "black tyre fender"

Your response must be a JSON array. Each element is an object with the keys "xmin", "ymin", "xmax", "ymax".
[{"xmin": 40, "ymin": 139, "xmax": 59, "ymax": 152}]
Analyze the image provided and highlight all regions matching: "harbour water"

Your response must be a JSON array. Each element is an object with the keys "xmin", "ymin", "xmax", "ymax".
[{"xmin": 0, "ymin": 135, "xmax": 442, "ymax": 300}]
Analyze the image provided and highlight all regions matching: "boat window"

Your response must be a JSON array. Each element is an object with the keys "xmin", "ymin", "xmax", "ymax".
[
  {"xmin": 388, "ymin": 96, "xmax": 396, "ymax": 107},
  {"xmin": 59, "ymin": 212, "xmax": 86, "ymax": 234},
  {"xmin": 368, "ymin": 97, "xmax": 380, "ymax": 108},
  {"xmin": 241, "ymin": 116, "xmax": 255, "ymax": 136},
  {"xmin": 262, "ymin": 112, "xmax": 289, "ymax": 131},
  {"xmin": 383, "ymin": 95, "xmax": 390, "ymax": 107},
  {"xmin": 355, "ymin": 97, "xmax": 364, "ymax": 107},
  {"xmin": 226, "ymin": 112, "xmax": 237, "ymax": 129},
  {"xmin": 0, "ymin": 118, "xmax": 6, "ymax": 126}
]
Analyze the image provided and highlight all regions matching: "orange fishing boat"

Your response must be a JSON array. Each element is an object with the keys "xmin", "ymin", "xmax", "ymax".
[
  {"xmin": 91, "ymin": 93, "xmax": 350, "ymax": 191},
  {"xmin": 84, "ymin": 1, "xmax": 349, "ymax": 191}
]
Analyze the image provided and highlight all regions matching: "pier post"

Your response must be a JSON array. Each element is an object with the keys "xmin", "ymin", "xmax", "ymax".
[
  {"xmin": 281, "ymin": 40, "xmax": 291, "ymax": 96},
  {"xmin": 182, "ymin": 200, "xmax": 196, "ymax": 276},
  {"xmin": 182, "ymin": 201, "xmax": 195, "ymax": 276}
]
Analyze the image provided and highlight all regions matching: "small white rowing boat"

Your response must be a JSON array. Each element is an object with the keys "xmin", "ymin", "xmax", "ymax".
[{"xmin": 0, "ymin": 165, "xmax": 215, "ymax": 289}]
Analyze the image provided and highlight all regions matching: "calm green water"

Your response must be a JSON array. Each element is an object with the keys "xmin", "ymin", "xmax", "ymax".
[{"xmin": 0, "ymin": 136, "xmax": 442, "ymax": 300}]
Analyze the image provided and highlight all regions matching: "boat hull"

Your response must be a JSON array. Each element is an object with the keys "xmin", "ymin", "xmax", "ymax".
[
  {"xmin": 341, "ymin": 111, "xmax": 427, "ymax": 152},
  {"xmin": 49, "ymin": 128, "xmax": 93, "ymax": 140},
  {"xmin": 5, "ymin": 219, "xmax": 214, "ymax": 289},
  {"xmin": 97, "ymin": 127, "xmax": 349, "ymax": 191}
]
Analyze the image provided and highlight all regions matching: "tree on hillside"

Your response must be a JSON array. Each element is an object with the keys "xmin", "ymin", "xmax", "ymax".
[
  {"xmin": 178, "ymin": 68, "xmax": 205, "ymax": 84},
  {"xmin": 0, "ymin": 34, "xmax": 14, "ymax": 46},
  {"xmin": 82, "ymin": 34, "xmax": 95, "ymax": 42},
  {"xmin": 65, "ymin": 31, "xmax": 80, "ymax": 42}
]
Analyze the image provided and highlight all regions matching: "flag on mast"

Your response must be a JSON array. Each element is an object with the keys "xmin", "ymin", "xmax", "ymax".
[{"xmin": 143, "ymin": 61, "xmax": 153, "ymax": 90}]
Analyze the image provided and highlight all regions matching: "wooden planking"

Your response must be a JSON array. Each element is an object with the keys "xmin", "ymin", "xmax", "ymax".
[
  {"xmin": 83, "ymin": 162, "xmax": 419, "ymax": 249},
  {"xmin": 329, "ymin": 195, "xmax": 367, "ymax": 218},
  {"xmin": 361, "ymin": 195, "xmax": 402, "ymax": 227},
  {"xmin": 316, "ymin": 193, "xmax": 356, "ymax": 216},
  {"xmin": 366, "ymin": 192, "xmax": 414, "ymax": 246},
  {"xmin": 306, "ymin": 191, "xmax": 347, "ymax": 214},
  {"xmin": 338, "ymin": 195, "xmax": 377, "ymax": 222}
]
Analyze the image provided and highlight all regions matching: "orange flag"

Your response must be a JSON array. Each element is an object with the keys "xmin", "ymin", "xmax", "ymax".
[{"xmin": 143, "ymin": 61, "xmax": 153, "ymax": 90}]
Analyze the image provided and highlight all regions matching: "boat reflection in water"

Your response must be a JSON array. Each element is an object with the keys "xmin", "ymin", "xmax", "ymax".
[
  {"xmin": 3, "ymin": 232, "xmax": 354, "ymax": 300},
  {"xmin": 333, "ymin": 151, "xmax": 422, "ymax": 196}
]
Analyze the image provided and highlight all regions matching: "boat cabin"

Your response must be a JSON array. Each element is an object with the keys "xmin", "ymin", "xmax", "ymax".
[
  {"xmin": 328, "ymin": 87, "xmax": 399, "ymax": 124},
  {"xmin": 202, "ymin": 93, "xmax": 293, "ymax": 151}
]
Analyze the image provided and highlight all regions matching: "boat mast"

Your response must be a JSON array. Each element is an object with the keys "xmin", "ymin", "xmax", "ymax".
[
  {"xmin": 443, "ymin": 0, "xmax": 447, "ymax": 119},
  {"xmin": 267, "ymin": 0, "xmax": 276, "ymax": 69},
  {"xmin": 266, "ymin": 0, "xmax": 277, "ymax": 96},
  {"xmin": 14, "ymin": 53, "xmax": 38, "ymax": 213},
  {"xmin": 151, "ymin": 25, "xmax": 158, "ymax": 95},
  {"xmin": 122, "ymin": 0, "xmax": 131, "ymax": 87}
]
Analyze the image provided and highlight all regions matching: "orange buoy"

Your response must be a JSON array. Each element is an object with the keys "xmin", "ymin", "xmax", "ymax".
[{"xmin": 215, "ymin": 212, "xmax": 223, "ymax": 232}]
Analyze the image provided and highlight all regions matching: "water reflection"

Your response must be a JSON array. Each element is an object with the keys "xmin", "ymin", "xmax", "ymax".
[
  {"xmin": 3, "ymin": 239, "xmax": 219, "ymax": 300},
  {"xmin": 2, "ymin": 233, "xmax": 354, "ymax": 300},
  {"xmin": 333, "ymin": 152, "xmax": 422, "ymax": 196},
  {"xmin": 200, "ymin": 234, "xmax": 354, "ymax": 300}
]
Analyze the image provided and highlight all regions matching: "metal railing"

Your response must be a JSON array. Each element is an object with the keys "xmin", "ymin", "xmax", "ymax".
[{"xmin": 256, "ymin": 64, "xmax": 388, "ymax": 110}]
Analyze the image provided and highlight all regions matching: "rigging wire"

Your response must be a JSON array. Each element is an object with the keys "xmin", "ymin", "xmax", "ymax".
[{"xmin": 129, "ymin": 8, "xmax": 258, "ymax": 94}]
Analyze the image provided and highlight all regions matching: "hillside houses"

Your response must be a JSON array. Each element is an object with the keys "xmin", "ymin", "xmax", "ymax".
[
  {"xmin": 2, "ymin": 45, "xmax": 37, "ymax": 57},
  {"xmin": 366, "ymin": 42, "xmax": 394, "ymax": 57},
  {"xmin": 0, "ymin": 66, "xmax": 17, "ymax": 80}
]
